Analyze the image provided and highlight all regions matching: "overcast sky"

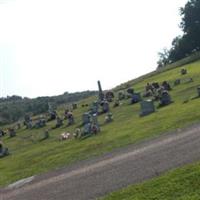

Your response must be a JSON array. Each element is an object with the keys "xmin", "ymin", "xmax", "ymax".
[{"xmin": 0, "ymin": 0, "xmax": 188, "ymax": 98}]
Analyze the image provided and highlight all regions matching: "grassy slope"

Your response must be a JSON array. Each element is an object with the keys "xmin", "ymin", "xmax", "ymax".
[
  {"xmin": 1, "ymin": 60, "xmax": 200, "ymax": 186},
  {"xmin": 102, "ymin": 161, "xmax": 200, "ymax": 200}
]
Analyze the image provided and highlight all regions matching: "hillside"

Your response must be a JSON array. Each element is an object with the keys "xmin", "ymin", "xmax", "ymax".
[
  {"xmin": 1, "ymin": 59, "xmax": 200, "ymax": 186},
  {"xmin": 0, "ymin": 90, "xmax": 97, "ymax": 125}
]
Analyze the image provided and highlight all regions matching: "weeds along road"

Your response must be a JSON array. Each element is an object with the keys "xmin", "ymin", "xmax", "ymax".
[{"xmin": 1, "ymin": 124, "xmax": 200, "ymax": 200}]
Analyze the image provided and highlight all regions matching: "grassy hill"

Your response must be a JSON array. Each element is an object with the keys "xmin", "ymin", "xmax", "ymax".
[
  {"xmin": 1, "ymin": 60, "xmax": 200, "ymax": 186},
  {"xmin": 102, "ymin": 161, "xmax": 200, "ymax": 200}
]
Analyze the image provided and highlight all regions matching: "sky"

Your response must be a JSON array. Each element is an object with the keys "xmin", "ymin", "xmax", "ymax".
[{"xmin": 0, "ymin": 0, "xmax": 188, "ymax": 98}]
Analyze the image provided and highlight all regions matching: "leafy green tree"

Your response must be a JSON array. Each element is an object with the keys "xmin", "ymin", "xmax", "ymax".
[{"xmin": 157, "ymin": 0, "xmax": 200, "ymax": 66}]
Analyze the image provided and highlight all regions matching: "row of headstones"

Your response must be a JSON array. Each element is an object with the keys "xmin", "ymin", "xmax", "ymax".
[
  {"xmin": 117, "ymin": 87, "xmax": 171, "ymax": 107},
  {"xmin": 23, "ymin": 109, "xmax": 76, "ymax": 130}
]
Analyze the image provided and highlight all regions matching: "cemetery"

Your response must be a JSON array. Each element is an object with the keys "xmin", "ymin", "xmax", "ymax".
[{"xmin": 1, "ymin": 60, "xmax": 200, "ymax": 187}]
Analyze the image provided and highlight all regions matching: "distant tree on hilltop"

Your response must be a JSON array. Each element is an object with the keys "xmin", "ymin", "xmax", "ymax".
[{"xmin": 157, "ymin": 0, "xmax": 200, "ymax": 67}]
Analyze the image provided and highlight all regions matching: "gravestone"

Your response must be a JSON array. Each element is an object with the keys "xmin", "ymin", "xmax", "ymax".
[
  {"xmin": 16, "ymin": 123, "xmax": 21, "ymax": 130},
  {"xmin": 152, "ymin": 82, "xmax": 160, "ymax": 89},
  {"xmin": 82, "ymin": 113, "xmax": 91, "ymax": 125},
  {"xmin": 0, "ymin": 142, "xmax": 9, "ymax": 158},
  {"xmin": 35, "ymin": 119, "xmax": 46, "ymax": 128},
  {"xmin": 113, "ymin": 100, "xmax": 120, "ymax": 108},
  {"xmin": 81, "ymin": 113, "xmax": 100, "ymax": 137},
  {"xmin": 183, "ymin": 77, "xmax": 193, "ymax": 83},
  {"xmin": 49, "ymin": 111, "xmax": 57, "ymax": 121},
  {"xmin": 159, "ymin": 90, "xmax": 172, "ymax": 106},
  {"xmin": 174, "ymin": 79, "xmax": 181, "ymax": 86},
  {"xmin": 90, "ymin": 101, "xmax": 99, "ymax": 114},
  {"xmin": 197, "ymin": 86, "xmax": 200, "ymax": 97},
  {"xmin": 162, "ymin": 81, "xmax": 171, "ymax": 91},
  {"xmin": 67, "ymin": 112, "xmax": 74, "ymax": 125},
  {"xmin": 26, "ymin": 121, "xmax": 33, "ymax": 129},
  {"xmin": 131, "ymin": 93, "xmax": 141, "ymax": 104},
  {"xmin": 127, "ymin": 88, "xmax": 134, "ymax": 95},
  {"xmin": 140, "ymin": 100, "xmax": 155, "ymax": 116},
  {"xmin": 24, "ymin": 115, "xmax": 31, "ymax": 123},
  {"xmin": 42, "ymin": 130, "xmax": 49, "ymax": 140},
  {"xmin": 105, "ymin": 112, "xmax": 113, "ymax": 123},
  {"xmin": 55, "ymin": 117, "xmax": 63, "ymax": 128},
  {"xmin": 181, "ymin": 68, "xmax": 187, "ymax": 75},
  {"xmin": 91, "ymin": 114, "xmax": 100, "ymax": 133},
  {"xmin": 0, "ymin": 130, "xmax": 6, "ymax": 137},
  {"xmin": 83, "ymin": 123, "xmax": 92, "ymax": 135},
  {"xmin": 74, "ymin": 128, "xmax": 81, "ymax": 138},
  {"xmin": 24, "ymin": 115, "xmax": 32, "ymax": 129},
  {"xmin": 105, "ymin": 91, "xmax": 114, "ymax": 102},
  {"xmin": 101, "ymin": 101, "xmax": 109, "ymax": 113},
  {"xmin": 8, "ymin": 128, "xmax": 16, "ymax": 138},
  {"xmin": 72, "ymin": 103, "xmax": 77, "ymax": 110},
  {"xmin": 118, "ymin": 92, "xmax": 125, "ymax": 100}
]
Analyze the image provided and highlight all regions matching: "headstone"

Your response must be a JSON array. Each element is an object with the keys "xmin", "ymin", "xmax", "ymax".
[
  {"xmin": 101, "ymin": 101, "xmax": 109, "ymax": 113},
  {"xmin": 152, "ymin": 82, "xmax": 160, "ymax": 89},
  {"xmin": 183, "ymin": 77, "xmax": 193, "ymax": 83},
  {"xmin": 72, "ymin": 103, "xmax": 77, "ymax": 110},
  {"xmin": 0, "ymin": 142, "xmax": 9, "ymax": 158},
  {"xmin": 181, "ymin": 68, "xmax": 187, "ymax": 75},
  {"xmin": 127, "ymin": 88, "xmax": 134, "ymax": 95},
  {"xmin": 162, "ymin": 81, "xmax": 171, "ymax": 91},
  {"xmin": 24, "ymin": 115, "xmax": 32, "ymax": 129},
  {"xmin": 197, "ymin": 86, "xmax": 200, "ymax": 97},
  {"xmin": 113, "ymin": 100, "xmax": 120, "ymax": 108},
  {"xmin": 159, "ymin": 90, "xmax": 172, "ymax": 106},
  {"xmin": 34, "ymin": 118, "xmax": 46, "ymax": 128},
  {"xmin": 118, "ymin": 92, "xmax": 125, "ymax": 100},
  {"xmin": 174, "ymin": 79, "xmax": 181, "ymax": 86},
  {"xmin": 8, "ymin": 128, "xmax": 16, "ymax": 138},
  {"xmin": 49, "ymin": 111, "xmax": 57, "ymax": 121},
  {"xmin": 24, "ymin": 115, "xmax": 31, "ymax": 123},
  {"xmin": 26, "ymin": 121, "xmax": 33, "ymax": 129},
  {"xmin": 105, "ymin": 91, "xmax": 114, "ymax": 102},
  {"xmin": 90, "ymin": 101, "xmax": 99, "ymax": 114},
  {"xmin": 67, "ymin": 112, "xmax": 74, "ymax": 125},
  {"xmin": 145, "ymin": 83, "xmax": 154, "ymax": 92},
  {"xmin": 41, "ymin": 130, "xmax": 49, "ymax": 140},
  {"xmin": 74, "ymin": 128, "xmax": 81, "ymax": 138},
  {"xmin": 105, "ymin": 112, "xmax": 113, "ymax": 123},
  {"xmin": 0, "ymin": 130, "xmax": 6, "ymax": 137},
  {"xmin": 131, "ymin": 93, "xmax": 141, "ymax": 104},
  {"xmin": 55, "ymin": 117, "xmax": 63, "ymax": 128},
  {"xmin": 81, "ymin": 113, "xmax": 100, "ymax": 137},
  {"xmin": 16, "ymin": 123, "xmax": 21, "ymax": 130},
  {"xmin": 91, "ymin": 114, "xmax": 100, "ymax": 133},
  {"xmin": 82, "ymin": 113, "xmax": 91, "ymax": 125},
  {"xmin": 140, "ymin": 100, "xmax": 155, "ymax": 116}
]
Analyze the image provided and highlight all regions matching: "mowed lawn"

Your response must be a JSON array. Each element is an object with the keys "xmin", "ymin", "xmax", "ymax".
[
  {"xmin": 1, "ymin": 60, "xmax": 200, "ymax": 186},
  {"xmin": 102, "ymin": 161, "xmax": 200, "ymax": 200}
]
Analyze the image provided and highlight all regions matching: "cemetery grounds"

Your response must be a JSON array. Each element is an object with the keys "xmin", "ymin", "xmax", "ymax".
[{"xmin": 1, "ymin": 60, "xmax": 200, "ymax": 193}]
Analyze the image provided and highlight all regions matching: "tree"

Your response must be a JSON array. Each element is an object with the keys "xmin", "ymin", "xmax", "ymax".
[
  {"xmin": 157, "ymin": 48, "xmax": 170, "ymax": 68},
  {"xmin": 180, "ymin": 0, "xmax": 200, "ymax": 51},
  {"xmin": 157, "ymin": 0, "xmax": 200, "ymax": 66}
]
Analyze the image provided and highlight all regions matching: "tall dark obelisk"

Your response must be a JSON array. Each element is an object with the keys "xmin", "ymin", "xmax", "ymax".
[{"xmin": 97, "ymin": 80, "xmax": 104, "ymax": 101}]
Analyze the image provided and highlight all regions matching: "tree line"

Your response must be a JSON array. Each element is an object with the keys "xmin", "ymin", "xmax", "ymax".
[
  {"xmin": 157, "ymin": 0, "xmax": 200, "ymax": 67},
  {"xmin": 0, "ymin": 91, "xmax": 97, "ymax": 125}
]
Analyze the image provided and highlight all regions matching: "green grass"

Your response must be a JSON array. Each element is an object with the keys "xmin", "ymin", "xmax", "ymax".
[
  {"xmin": 1, "ymin": 60, "xmax": 200, "ymax": 186},
  {"xmin": 102, "ymin": 162, "xmax": 200, "ymax": 200}
]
